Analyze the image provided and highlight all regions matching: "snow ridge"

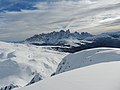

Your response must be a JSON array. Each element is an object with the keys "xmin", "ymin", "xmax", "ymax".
[
  {"xmin": 15, "ymin": 61, "xmax": 120, "ymax": 90},
  {"xmin": 55, "ymin": 47, "xmax": 120, "ymax": 74}
]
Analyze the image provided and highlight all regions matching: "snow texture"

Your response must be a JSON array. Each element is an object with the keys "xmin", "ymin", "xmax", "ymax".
[
  {"xmin": 0, "ymin": 41, "xmax": 67, "ymax": 89},
  {"xmin": 15, "ymin": 61, "xmax": 120, "ymax": 90},
  {"xmin": 56, "ymin": 47, "xmax": 120, "ymax": 74}
]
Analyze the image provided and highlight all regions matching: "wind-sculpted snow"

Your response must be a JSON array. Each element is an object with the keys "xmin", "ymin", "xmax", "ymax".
[
  {"xmin": 56, "ymin": 47, "xmax": 120, "ymax": 74},
  {"xmin": 0, "ymin": 41, "xmax": 68, "ymax": 90},
  {"xmin": 15, "ymin": 61, "xmax": 120, "ymax": 90}
]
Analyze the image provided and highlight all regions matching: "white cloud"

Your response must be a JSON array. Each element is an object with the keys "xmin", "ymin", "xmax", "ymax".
[{"xmin": 0, "ymin": 0, "xmax": 120, "ymax": 41}]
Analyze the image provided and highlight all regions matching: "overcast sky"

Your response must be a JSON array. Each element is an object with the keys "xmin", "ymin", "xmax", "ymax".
[{"xmin": 0, "ymin": 0, "xmax": 120, "ymax": 41}]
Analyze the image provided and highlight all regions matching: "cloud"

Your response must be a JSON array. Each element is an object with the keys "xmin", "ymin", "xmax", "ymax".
[{"xmin": 0, "ymin": 0, "xmax": 120, "ymax": 41}]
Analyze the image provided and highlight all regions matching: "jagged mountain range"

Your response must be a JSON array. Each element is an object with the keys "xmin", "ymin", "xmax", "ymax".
[
  {"xmin": 24, "ymin": 30, "xmax": 120, "ymax": 53},
  {"xmin": 1, "ymin": 30, "xmax": 120, "ymax": 90},
  {"xmin": 25, "ymin": 30, "xmax": 93, "ymax": 46}
]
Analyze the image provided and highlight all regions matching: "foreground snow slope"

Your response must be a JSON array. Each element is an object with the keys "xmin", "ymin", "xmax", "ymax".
[
  {"xmin": 0, "ymin": 41, "xmax": 67, "ymax": 88},
  {"xmin": 15, "ymin": 61, "xmax": 120, "ymax": 90},
  {"xmin": 56, "ymin": 47, "xmax": 120, "ymax": 74}
]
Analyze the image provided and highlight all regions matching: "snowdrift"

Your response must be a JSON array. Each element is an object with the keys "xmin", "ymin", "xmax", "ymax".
[
  {"xmin": 56, "ymin": 47, "xmax": 120, "ymax": 74},
  {"xmin": 15, "ymin": 61, "xmax": 120, "ymax": 90}
]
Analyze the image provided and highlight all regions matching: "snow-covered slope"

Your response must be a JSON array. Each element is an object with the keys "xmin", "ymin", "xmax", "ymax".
[
  {"xmin": 15, "ymin": 61, "xmax": 120, "ymax": 90},
  {"xmin": 56, "ymin": 47, "xmax": 120, "ymax": 74},
  {"xmin": 0, "ymin": 41, "xmax": 67, "ymax": 89}
]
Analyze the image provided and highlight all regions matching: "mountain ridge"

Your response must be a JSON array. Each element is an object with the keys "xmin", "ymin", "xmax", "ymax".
[
  {"xmin": 24, "ymin": 30, "xmax": 120, "ymax": 53},
  {"xmin": 24, "ymin": 30, "xmax": 93, "ymax": 46}
]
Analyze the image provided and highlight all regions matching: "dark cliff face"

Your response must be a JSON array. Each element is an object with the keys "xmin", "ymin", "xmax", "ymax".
[
  {"xmin": 27, "ymin": 73, "xmax": 42, "ymax": 86},
  {"xmin": 0, "ymin": 84, "xmax": 18, "ymax": 90}
]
